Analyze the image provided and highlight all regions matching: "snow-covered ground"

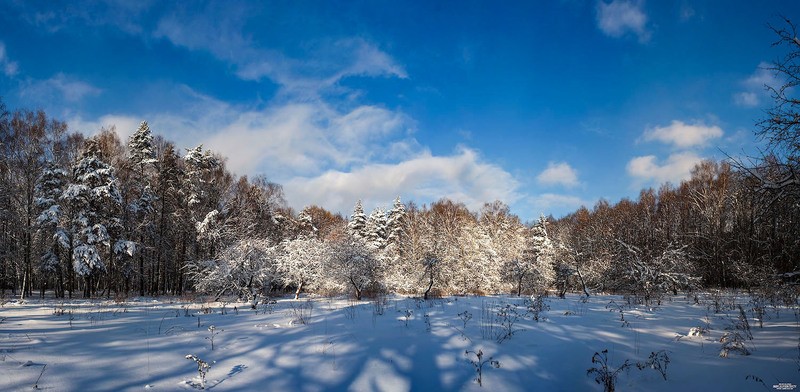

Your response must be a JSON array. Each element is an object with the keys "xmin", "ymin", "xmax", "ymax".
[{"xmin": 1, "ymin": 293, "xmax": 797, "ymax": 391}]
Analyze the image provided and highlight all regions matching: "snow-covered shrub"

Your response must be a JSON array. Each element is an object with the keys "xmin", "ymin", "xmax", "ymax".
[
  {"xmin": 288, "ymin": 300, "xmax": 313, "ymax": 325},
  {"xmin": 587, "ymin": 349, "xmax": 631, "ymax": 392},
  {"xmin": 687, "ymin": 326, "xmax": 708, "ymax": 337},
  {"xmin": 606, "ymin": 300, "xmax": 630, "ymax": 328},
  {"xmin": 636, "ymin": 350, "xmax": 670, "ymax": 380},
  {"xmin": 458, "ymin": 310, "xmax": 473, "ymax": 329},
  {"xmin": 719, "ymin": 305, "xmax": 753, "ymax": 358},
  {"xmin": 478, "ymin": 302, "xmax": 526, "ymax": 343},
  {"xmin": 614, "ymin": 240, "xmax": 700, "ymax": 306},
  {"xmin": 185, "ymin": 354, "xmax": 212, "ymax": 389},
  {"xmin": 494, "ymin": 302, "xmax": 525, "ymax": 343},
  {"xmin": 398, "ymin": 309, "xmax": 413, "ymax": 328},
  {"xmin": 748, "ymin": 295, "xmax": 766, "ymax": 328},
  {"xmin": 465, "ymin": 349, "xmax": 500, "ymax": 387},
  {"xmin": 705, "ymin": 290, "xmax": 737, "ymax": 314},
  {"xmin": 185, "ymin": 239, "xmax": 277, "ymax": 306},
  {"xmin": 372, "ymin": 292, "xmax": 387, "ymax": 316},
  {"xmin": 328, "ymin": 235, "xmax": 382, "ymax": 301},
  {"xmin": 277, "ymin": 236, "xmax": 329, "ymax": 299},
  {"xmin": 206, "ymin": 325, "xmax": 222, "ymax": 351},
  {"xmin": 526, "ymin": 295, "xmax": 550, "ymax": 322}
]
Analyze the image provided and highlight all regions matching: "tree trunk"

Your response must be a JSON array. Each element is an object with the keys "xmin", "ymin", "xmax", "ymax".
[
  {"xmin": 350, "ymin": 277, "xmax": 362, "ymax": 300},
  {"xmin": 294, "ymin": 281, "xmax": 304, "ymax": 300},
  {"xmin": 575, "ymin": 262, "xmax": 590, "ymax": 297},
  {"xmin": 423, "ymin": 273, "xmax": 434, "ymax": 300},
  {"xmin": 139, "ymin": 233, "xmax": 144, "ymax": 296}
]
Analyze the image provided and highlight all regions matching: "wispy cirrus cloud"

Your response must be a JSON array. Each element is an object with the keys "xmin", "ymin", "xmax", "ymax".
[
  {"xmin": 153, "ymin": 4, "xmax": 406, "ymax": 96},
  {"xmin": 734, "ymin": 62, "xmax": 778, "ymax": 108},
  {"xmin": 0, "ymin": 42, "xmax": 19, "ymax": 77},
  {"xmin": 18, "ymin": 73, "xmax": 102, "ymax": 106},
  {"xmin": 596, "ymin": 0, "xmax": 651, "ymax": 43},
  {"xmin": 10, "ymin": 0, "xmax": 152, "ymax": 34}
]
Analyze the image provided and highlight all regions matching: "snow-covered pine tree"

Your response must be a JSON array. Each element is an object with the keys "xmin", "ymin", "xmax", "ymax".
[
  {"xmin": 297, "ymin": 207, "xmax": 317, "ymax": 237},
  {"xmin": 34, "ymin": 161, "xmax": 69, "ymax": 297},
  {"xmin": 128, "ymin": 121, "xmax": 157, "ymax": 169},
  {"xmin": 506, "ymin": 215, "xmax": 554, "ymax": 296},
  {"xmin": 347, "ymin": 200, "xmax": 368, "ymax": 239},
  {"xmin": 183, "ymin": 145, "xmax": 222, "ymax": 260},
  {"xmin": 381, "ymin": 197, "xmax": 407, "ymax": 292},
  {"xmin": 386, "ymin": 196, "xmax": 406, "ymax": 246},
  {"xmin": 63, "ymin": 139, "xmax": 126, "ymax": 297},
  {"xmin": 526, "ymin": 214, "xmax": 555, "ymax": 293},
  {"xmin": 126, "ymin": 120, "xmax": 157, "ymax": 296},
  {"xmin": 153, "ymin": 143, "xmax": 183, "ymax": 295},
  {"xmin": 365, "ymin": 207, "xmax": 387, "ymax": 250}
]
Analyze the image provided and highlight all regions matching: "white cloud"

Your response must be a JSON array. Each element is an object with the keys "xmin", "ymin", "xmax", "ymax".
[
  {"xmin": 68, "ymin": 114, "xmax": 141, "ymax": 142},
  {"xmin": 56, "ymin": 78, "xmax": 528, "ymax": 220},
  {"xmin": 641, "ymin": 120, "xmax": 723, "ymax": 148},
  {"xmin": 0, "ymin": 42, "xmax": 19, "ymax": 77},
  {"xmin": 69, "ymin": 83, "xmax": 517, "ymax": 217},
  {"xmin": 596, "ymin": 0, "xmax": 650, "ymax": 42},
  {"xmin": 626, "ymin": 152, "xmax": 703, "ymax": 185},
  {"xmin": 198, "ymin": 102, "xmax": 414, "ymax": 176},
  {"xmin": 733, "ymin": 62, "xmax": 778, "ymax": 108},
  {"xmin": 19, "ymin": 73, "xmax": 102, "ymax": 103},
  {"xmin": 284, "ymin": 148, "xmax": 520, "ymax": 215},
  {"xmin": 536, "ymin": 162, "xmax": 579, "ymax": 188}
]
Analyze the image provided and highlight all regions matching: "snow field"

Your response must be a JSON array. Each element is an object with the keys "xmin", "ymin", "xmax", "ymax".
[{"xmin": 0, "ymin": 293, "xmax": 797, "ymax": 391}]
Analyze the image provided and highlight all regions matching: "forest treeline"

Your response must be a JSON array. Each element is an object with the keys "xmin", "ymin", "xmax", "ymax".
[
  {"xmin": 0, "ymin": 101, "xmax": 796, "ymax": 303},
  {"xmin": 1, "ymin": 22, "xmax": 798, "ymax": 302}
]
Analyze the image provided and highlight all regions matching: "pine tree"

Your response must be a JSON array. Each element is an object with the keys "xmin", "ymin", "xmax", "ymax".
[
  {"xmin": 386, "ymin": 196, "xmax": 406, "ymax": 245},
  {"xmin": 154, "ymin": 143, "xmax": 183, "ymax": 294},
  {"xmin": 183, "ymin": 145, "xmax": 221, "ymax": 261},
  {"xmin": 63, "ymin": 139, "xmax": 125, "ymax": 297},
  {"xmin": 34, "ymin": 161, "xmax": 69, "ymax": 297},
  {"xmin": 126, "ymin": 121, "xmax": 157, "ymax": 296},
  {"xmin": 521, "ymin": 215, "xmax": 555, "ymax": 295},
  {"xmin": 128, "ymin": 121, "xmax": 157, "ymax": 169},
  {"xmin": 297, "ymin": 207, "xmax": 317, "ymax": 237},
  {"xmin": 347, "ymin": 200, "xmax": 368, "ymax": 239},
  {"xmin": 365, "ymin": 207, "xmax": 387, "ymax": 250}
]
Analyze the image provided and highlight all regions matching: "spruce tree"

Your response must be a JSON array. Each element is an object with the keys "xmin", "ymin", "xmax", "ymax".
[{"xmin": 347, "ymin": 200, "xmax": 368, "ymax": 239}]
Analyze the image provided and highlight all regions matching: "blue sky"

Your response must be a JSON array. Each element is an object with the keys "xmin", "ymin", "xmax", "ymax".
[{"xmin": 1, "ymin": 1, "xmax": 797, "ymax": 221}]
